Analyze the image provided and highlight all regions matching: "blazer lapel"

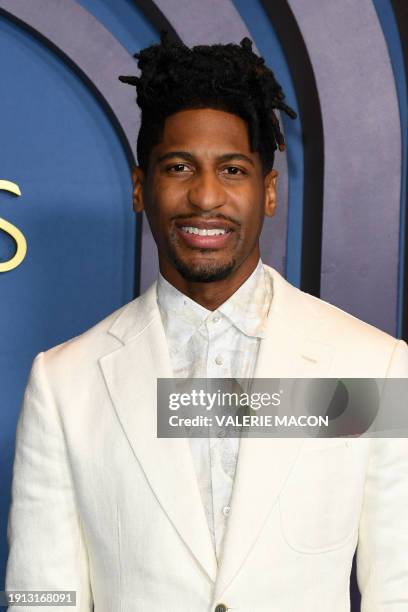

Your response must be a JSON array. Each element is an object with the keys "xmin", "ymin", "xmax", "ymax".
[
  {"xmin": 214, "ymin": 267, "xmax": 334, "ymax": 599},
  {"xmin": 99, "ymin": 283, "xmax": 217, "ymax": 583}
]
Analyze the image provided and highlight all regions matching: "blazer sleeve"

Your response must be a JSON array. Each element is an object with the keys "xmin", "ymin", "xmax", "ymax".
[
  {"xmin": 5, "ymin": 352, "xmax": 93, "ymax": 611},
  {"xmin": 357, "ymin": 339, "xmax": 408, "ymax": 611}
]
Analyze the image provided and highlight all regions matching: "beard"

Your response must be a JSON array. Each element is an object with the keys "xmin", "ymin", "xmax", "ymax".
[{"xmin": 168, "ymin": 245, "xmax": 236, "ymax": 283}]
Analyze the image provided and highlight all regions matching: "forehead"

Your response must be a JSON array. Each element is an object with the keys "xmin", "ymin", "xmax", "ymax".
[{"xmin": 155, "ymin": 108, "xmax": 252, "ymax": 156}]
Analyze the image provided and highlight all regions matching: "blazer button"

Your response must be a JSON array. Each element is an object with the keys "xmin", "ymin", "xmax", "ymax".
[{"xmin": 214, "ymin": 604, "xmax": 228, "ymax": 612}]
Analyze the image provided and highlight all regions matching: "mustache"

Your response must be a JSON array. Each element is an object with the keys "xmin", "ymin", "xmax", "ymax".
[{"xmin": 171, "ymin": 212, "xmax": 241, "ymax": 227}]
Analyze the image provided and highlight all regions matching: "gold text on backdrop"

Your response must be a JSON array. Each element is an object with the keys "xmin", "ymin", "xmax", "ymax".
[{"xmin": 0, "ymin": 180, "xmax": 26, "ymax": 272}]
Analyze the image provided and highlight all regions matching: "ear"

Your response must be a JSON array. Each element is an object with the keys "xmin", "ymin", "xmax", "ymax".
[
  {"xmin": 132, "ymin": 166, "xmax": 145, "ymax": 213},
  {"xmin": 264, "ymin": 168, "xmax": 278, "ymax": 218}
]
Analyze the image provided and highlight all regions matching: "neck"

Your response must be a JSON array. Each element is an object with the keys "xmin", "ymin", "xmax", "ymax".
[{"xmin": 159, "ymin": 253, "xmax": 260, "ymax": 311}]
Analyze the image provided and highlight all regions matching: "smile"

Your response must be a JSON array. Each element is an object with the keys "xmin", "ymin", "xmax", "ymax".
[
  {"xmin": 176, "ymin": 225, "xmax": 234, "ymax": 249},
  {"xmin": 181, "ymin": 226, "xmax": 229, "ymax": 236}
]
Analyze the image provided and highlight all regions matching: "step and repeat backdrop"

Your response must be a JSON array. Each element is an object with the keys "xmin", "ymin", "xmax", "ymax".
[{"xmin": 1, "ymin": 0, "xmax": 407, "ymax": 606}]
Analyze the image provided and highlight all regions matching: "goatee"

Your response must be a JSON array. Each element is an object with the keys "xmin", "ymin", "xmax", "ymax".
[{"xmin": 170, "ymin": 251, "xmax": 236, "ymax": 283}]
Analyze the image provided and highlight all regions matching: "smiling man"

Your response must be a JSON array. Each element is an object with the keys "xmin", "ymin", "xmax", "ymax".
[{"xmin": 6, "ymin": 35, "xmax": 408, "ymax": 612}]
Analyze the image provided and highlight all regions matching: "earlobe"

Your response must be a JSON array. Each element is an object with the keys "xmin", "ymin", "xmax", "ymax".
[
  {"xmin": 264, "ymin": 169, "xmax": 278, "ymax": 218},
  {"xmin": 132, "ymin": 166, "xmax": 145, "ymax": 213}
]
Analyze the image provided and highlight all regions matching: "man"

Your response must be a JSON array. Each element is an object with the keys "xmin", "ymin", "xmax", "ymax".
[{"xmin": 6, "ymin": 35, "xmax": 408, "ymax": 611}]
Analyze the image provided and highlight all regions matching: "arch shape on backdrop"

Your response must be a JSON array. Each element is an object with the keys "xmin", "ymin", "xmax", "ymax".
[
  {"xmin": 283, "ymin": 0, "xmax": 402, "ymax": 335},
  {"xmin": 131, "ymin": 0, "xmax": 182, "ymax": 43},
  {"xmin": 231, "ymin": 0, "xmax": 303, "ymax": 290},
  {"xmin": 259, "ymin": 0, "xmax": 324, "ymax": 295},
  {"xmin": 382, "ymin": 0, "xmax": 408, "ymax": 339},
  {"xmin": 0, "ymin": 0, "xmax": 145, "ymax": 291},
  {"xmin": 0, "ymin": 0, "xmax": 139, "ymax": 159}
]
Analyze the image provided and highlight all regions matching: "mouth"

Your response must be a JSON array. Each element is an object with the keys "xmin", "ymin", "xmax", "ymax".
[{"xmin": 175, "ymin": 222, "xmax": 235, "ymax": 249}]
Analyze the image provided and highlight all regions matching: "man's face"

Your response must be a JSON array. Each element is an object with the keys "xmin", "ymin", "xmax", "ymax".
[{"xmin": 133, "ymin": 108, "xmax": 277, "ymax": 284}]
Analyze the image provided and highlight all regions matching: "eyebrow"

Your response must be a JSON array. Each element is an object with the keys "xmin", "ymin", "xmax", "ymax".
[{"xmin": 155, "ymin": 151, "xmax": 255, "ymax": 167}]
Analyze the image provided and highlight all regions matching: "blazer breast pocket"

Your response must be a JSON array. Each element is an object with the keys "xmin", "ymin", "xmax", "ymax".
[{"xmin": 278, "ymin": 440, "xmax": 363, "ymax": 553}]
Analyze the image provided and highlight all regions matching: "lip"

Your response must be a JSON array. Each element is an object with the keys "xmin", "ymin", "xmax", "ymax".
[{"xmin": 176, "ymin": 225, "xmax": 234, "ymax": 249}]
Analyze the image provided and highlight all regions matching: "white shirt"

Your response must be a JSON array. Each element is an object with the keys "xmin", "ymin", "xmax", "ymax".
[{"xmin": 156, "ymin": 259, "xmax": 272, "ymax": 560}]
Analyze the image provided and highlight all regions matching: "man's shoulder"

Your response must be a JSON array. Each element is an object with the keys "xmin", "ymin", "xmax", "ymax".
[
  {"xmin": 265, "ymin": 265, "xmax": 400, "ymax": 350},
  {"xmin": 264, "ymin": 265, "xmax": 407, "ymax": 375},
  {"xmin": 41, "ymin": 280, "xmax": 158, "ymax": 373}
]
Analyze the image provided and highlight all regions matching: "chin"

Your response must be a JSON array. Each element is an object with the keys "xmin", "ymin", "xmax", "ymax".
[{"xmin": 172, "ymin": 254, "xmax": 236, "ymax": 283}]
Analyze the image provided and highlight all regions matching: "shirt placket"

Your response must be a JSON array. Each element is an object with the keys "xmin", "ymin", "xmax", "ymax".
[{"xmin": 206, "ymin": 314, "xmax": 238, "ymax": 559}]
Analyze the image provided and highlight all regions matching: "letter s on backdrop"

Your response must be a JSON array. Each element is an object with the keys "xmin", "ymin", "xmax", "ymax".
[{"xmin": 0, "ymin": 180, "xmax": 27, "ymax": 272}]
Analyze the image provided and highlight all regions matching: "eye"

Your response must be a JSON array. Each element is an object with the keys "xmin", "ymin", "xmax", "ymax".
[
  {"xmin": 166, "ymin": 163, "xmax": 192, "ymax": 173},
  {"xmin": 221, "ymin": 166, "xmax": 247, "ymax": 176}
]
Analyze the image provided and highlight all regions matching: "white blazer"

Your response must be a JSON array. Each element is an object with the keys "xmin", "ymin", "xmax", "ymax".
[{"xmin": 6, "ymin": 266, "xmax": 408, "ymax": 611}]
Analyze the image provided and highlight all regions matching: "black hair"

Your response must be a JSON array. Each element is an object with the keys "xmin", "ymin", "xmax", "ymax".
[{"xmin": 119, "ymin": 33, "xmax": 296, "ymax": 173}]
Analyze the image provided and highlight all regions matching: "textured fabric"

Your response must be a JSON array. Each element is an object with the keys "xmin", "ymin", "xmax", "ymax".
[{"xmin": 156, "ymin": 259, "xmax": 272, "ymax": 559}]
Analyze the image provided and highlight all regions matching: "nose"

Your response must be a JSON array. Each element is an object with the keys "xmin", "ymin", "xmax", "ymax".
[{"xmin": 187, "ymin": 169, "xmax": 226, "ymax": 211}]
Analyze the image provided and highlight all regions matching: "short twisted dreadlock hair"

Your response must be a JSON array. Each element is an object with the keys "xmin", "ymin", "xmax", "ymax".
[{"xmin": 119, "ymin": 33, "xmax": 296, "ymax": 174}]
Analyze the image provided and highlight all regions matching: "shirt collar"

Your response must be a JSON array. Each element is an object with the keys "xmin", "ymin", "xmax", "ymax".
[
  {"xmin": 156, "ymin": 259, "xmax": 272, "ymax": 347},
  {"xmin": 157, "ymin": 274, "xmax": 208, "ymax": 349},
  {"xmin": 218, "ymin": 259, "xmax": 272, "ymax": 338}
]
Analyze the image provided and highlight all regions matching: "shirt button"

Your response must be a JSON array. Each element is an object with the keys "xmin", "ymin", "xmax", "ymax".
[
  {"xmin": 215, "ymin": 355, "xmax": 223, "ymax": 365},
  {"xmin": 213, "ymin": 314, "xmax": 220, "ymax": 323},
  {"xmin": 222, "ymin": 505, "xmax": 231, "ymax": 517},
  {"xmin": 214, "ymin": 605, "xmax": 228, "ymax": 612}
]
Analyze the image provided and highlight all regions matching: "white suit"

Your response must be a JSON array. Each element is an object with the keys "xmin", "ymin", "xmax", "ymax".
[{"xmin": 6, "ymin": 266, "xmax": 408, "ymax": 611}]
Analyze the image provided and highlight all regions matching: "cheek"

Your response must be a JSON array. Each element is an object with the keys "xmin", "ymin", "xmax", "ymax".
[
  {"xmin": 239, "ymin": 183, "xmax": 264, "ymax": 212},
  {"xmin": 241, "ymin": 197, "xmax": 264, "ymax": 229},
  {"xmin": 152, "ymin": 183, "xmax": 182, "ymax": 216},
  {"xmin": 241, "ymin": 209, "xmax": 264, "ymax": 245}
]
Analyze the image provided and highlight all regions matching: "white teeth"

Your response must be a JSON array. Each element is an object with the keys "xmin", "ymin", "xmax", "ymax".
[{"xmin": 181, "ymin": 226, "xmax": 227, "ymax": 236}]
